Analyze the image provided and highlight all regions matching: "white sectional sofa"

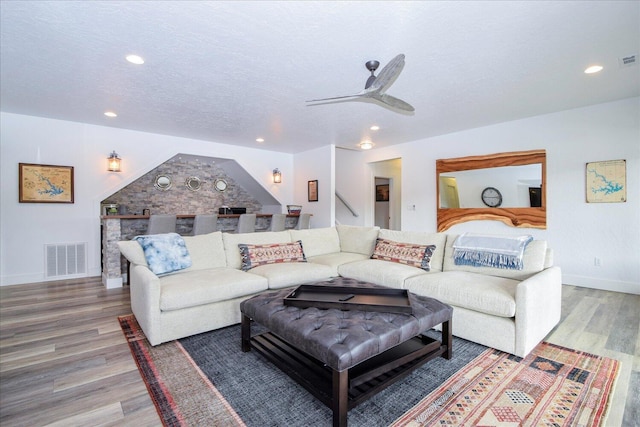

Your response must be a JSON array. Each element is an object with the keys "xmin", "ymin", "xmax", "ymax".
[{"xmin": 118, "ymin": 225, "xmax": 561, "ymax": 357}]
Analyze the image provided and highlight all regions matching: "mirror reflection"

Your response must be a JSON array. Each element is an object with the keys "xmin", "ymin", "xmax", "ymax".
[
  {"xmin": 436, "ymin": 149, "xmax": 546, "ymax": 231},
  {"xmin": 439, "ymin": 164, "xmax": 541, "ymax": 208}
]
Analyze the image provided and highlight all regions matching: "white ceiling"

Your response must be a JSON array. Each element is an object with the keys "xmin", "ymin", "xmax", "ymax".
[{"xmin": 1, "ymin": 1, "xmax": 638, "ymax": 154}]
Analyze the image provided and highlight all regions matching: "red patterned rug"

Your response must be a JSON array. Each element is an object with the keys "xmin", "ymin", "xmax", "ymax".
[
  {"xmin": 391, "ymin": 342, "xmax": 619, "ymax": 426},
  {"xmin": 119, "ymin": 314, "xmax": 618, "ymax": 427}
]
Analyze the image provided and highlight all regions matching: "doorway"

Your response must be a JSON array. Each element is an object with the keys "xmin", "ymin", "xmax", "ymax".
[{"xmin": 375, "ymin": 177, "xmax": 390, "ymax": 229}]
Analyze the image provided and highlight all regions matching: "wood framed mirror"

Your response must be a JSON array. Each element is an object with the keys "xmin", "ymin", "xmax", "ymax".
[{"xmin": 436, "ymin": 149, "xmax": 546, "ymax": 231}]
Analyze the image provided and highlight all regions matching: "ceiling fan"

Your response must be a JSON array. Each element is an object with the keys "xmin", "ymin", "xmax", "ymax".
[{"xmin": 306, "ymin": 54, "xmax": 415, "ymax": 113}]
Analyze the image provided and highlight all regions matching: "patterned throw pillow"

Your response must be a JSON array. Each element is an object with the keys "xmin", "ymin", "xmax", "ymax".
[
  {"xmin": 371, "ymin": 238, "xmax": 436, "ymax": 271},
  {"xmin": 134, "ymin": 233, "xmax": 192, "ymax": 275},
  {"xmin": 238, "ymin": 240, "xmax": 307, "ymax": 271}
]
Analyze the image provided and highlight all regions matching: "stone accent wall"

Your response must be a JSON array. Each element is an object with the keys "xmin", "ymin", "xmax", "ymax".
[
  {"xmin": 103, "ymin": 156, "xmax": 262, "ymax": 215},
  {"xmin": 102, "ymin": 218, "xmax": 122, "ymax": 282}
]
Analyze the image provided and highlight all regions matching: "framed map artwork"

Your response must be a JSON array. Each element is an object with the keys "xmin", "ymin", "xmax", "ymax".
[
  {"xmin": 19, "ymin": 163, "xmax": 74, "ymax": 203},
  {"xmin": 585, "ymin": 159, "xmax": 626, "ymax": 203}
]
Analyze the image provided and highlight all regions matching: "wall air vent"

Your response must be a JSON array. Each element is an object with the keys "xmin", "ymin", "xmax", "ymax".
[
  {"xmin": 44, "ymin": 242, "xmax": 87, "ymax": 279},
  {"xmin": 619, "ymin": 54, "xmax": 637, "ymax": 68}
]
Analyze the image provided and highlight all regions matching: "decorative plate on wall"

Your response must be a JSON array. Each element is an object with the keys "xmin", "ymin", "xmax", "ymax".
[
  {"xmin": 154, "ymin": 175, "xmax": 172, "ymax": 191},
  {"xmin": 185, "ymin": 176, "xmax": 202, "ymax": 191},
  {"xmin": 214, "ymin": 178, "xmax": 228, "ymax": 192}
]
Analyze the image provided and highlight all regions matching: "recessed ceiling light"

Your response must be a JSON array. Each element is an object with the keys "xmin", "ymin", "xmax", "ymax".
[
  {"xmin": 256, "ymin": 138, "xmax": 265, "ymax": 143},
  {"xmin": 370, "ymin": 125, "xmax": 380, "ymax": 131},
  {"xmin": 104, "ymin": 111, "xmax": 117, "ymax": 118},
  {"xmin": 359, "ymin": 141, "xmax": 373, "ymax": 150},
  {"xmin": 584, "ymin": 65, "xmax": 603, "ymax": 74},
  {"xmin": 126, "ymin": 54, "xmax": 145, "ymax": 65}
]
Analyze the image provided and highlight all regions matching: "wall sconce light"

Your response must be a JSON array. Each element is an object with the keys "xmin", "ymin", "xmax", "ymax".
[
  {"xmin": 107, "ymin": 150, "xmax": 122, "ymax": 172},
  {"xmin": 273, "ymin": 168, "xmax": 282, "ymax": 183}
]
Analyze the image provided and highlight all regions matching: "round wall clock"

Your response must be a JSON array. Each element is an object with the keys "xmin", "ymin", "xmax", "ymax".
[
  {"xmin": 213, "ymin": 178, "xmax": 228, "ymax": 192},
  {"xmin": 481, "ymin": 187, "xmax": 503, "ymax": 207}
]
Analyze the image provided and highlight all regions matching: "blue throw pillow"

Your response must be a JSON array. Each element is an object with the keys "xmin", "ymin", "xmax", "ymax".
[{"xmin": 134, "ymin": 233, "xmax": 192, "ymax": 275}]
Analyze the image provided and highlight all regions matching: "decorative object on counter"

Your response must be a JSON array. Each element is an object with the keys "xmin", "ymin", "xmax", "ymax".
[
  {"xmin": 214, "ymin": 178, "xmax": 228, "ymax": 192},
  {"xmin": 107, "ymin": 150, "xmax": 121, "ymax": 172},
  {"xmin": 287, "ymin": 205, "xmax": 302, "ymax": 214},
  {"xmin": 185, "ymin": 176, "xmax": 202, "ymax": 191},
  {"xmin": 143, "ymin": 208, "xmax": 150, "ymax": 216},
  {"xmin": 104, "ymin": 203, "xmax": 119, "ymax": 216},
  {"xmin": 154, "ymin": 175, "xmax": 172, "ymax": 191},
  {"xmin": 19, "ymin": 163, "xmax": 74, "ymax": 203},
  {"xmin": 272, "ymin": 168, "xmax": 282, "ymax": 183},
  {"xmin": 308, "ymin": 179, "xmax": 318, "ymax": 202}
]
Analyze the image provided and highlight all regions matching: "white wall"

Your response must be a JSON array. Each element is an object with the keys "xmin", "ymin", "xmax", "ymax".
[
  {"xmin": 0, "ymin": 113, "xmax": 294, "ymax": 286},
  {"xmin": 293, "ymin": 145, "xmax": 334, "ymax": 228},
  {"xmin": 343, "ymin": 98, "xmax": 640, "ymax": 294}
]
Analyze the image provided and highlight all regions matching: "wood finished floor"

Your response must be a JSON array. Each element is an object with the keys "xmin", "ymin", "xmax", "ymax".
[{"xmin": 1, "ymin": 277, "xmax": 638, "ymax": 426}]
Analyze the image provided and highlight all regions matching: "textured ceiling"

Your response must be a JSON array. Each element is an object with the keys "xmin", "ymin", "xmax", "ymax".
[{"xmin": 1, "ymin": 1, "xmax": 638, "ymax": 154}]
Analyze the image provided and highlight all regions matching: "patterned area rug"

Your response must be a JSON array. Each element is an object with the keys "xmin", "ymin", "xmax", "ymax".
[
  {"xmin": 392, "ymin": 343, "xmax": 619, "ymax": 427},
  {"xmin": 119, "ymin": 315, "xmax": 618, "ymax": 427}
]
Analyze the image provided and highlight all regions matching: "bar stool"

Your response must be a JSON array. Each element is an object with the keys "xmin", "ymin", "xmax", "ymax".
[
  {"xmin": 146, "ymin": 214, "xmax": 177, "ymax": 234},
  {"xmin": 295, "ymin": 213, "xmax": 311, "ymax": 230},
  {"xmin": 268, "ymin": 213, "xmax": 286, "ymax": 232},
  {"xmin": 192, "ymin": 214, "xmax": 218, "ymax": 235},
  {"xmin": 236, "ymin": 214, "xmax": 256, "ymax": 233}
]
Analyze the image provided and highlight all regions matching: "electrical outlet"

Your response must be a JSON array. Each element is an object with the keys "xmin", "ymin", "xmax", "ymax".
[
  {"xmin": 594, "ymin": 257, "xmax": 602, "ymax": 267},
  {"xmin": 407, "ymin": 204, "xmax": 416, "ymax": 211}
]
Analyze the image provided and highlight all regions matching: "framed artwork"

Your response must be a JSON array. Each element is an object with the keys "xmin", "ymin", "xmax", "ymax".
[
  {"xmin": 586, "ymin": 159, "xmax": 626, "ymax": 203},
  {"xmin": 376, "ymin": 184, "xmax": 389, "ymax": 202},
  {"xmin": 308, "ymin": 180, "xmax": 318, "ymax": 202},
  {"xmin": 19, "ymin": 163, "xmax": 74, "ymax": 203}
]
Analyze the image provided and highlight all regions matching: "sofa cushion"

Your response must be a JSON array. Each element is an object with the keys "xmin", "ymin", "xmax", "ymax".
[
  {"xmin": 238, "ymin": 240, "xmax": 306, "ymax": 271},
  {"xmin": 378, "ymin": 229, "xmax": 447, "ymax": 273},
  {"xmin": 183, "ymin": 231, "xmax": 227, "ymax": 270},
  {"xmin": 404, "ymin": 271, "xmax": 518, "ymax": 318},
  {"xmin": 159, "ymin": 268, "xmax": 268, "ymax": 311},
  {"xmin": 336, "ymin": 224, "xmax": 380, "ymax": 255},
  {"xmin": 246, "ymin": 262, "xmax": 335, "ymax": 289},
  {"xmin": 134, "ymin": 233, "xmax": 192, "ymax": 275},
  {"xmin": 289, "ymin": 227, "xmax": 340, "ymax": 258},
  {"xmin": 371, "ymin": 238, "xmax": 436, "ymax": 271},
  {"xmin": 223, "ymin": 231, "xmax": 292, "ymax": 270},
  {"xmin": 443, "ymin": 235, "xmax": 548, "ymax": 280},
  {"xmin": 307, "ymin": 252, "xmax": 370, "ymax": 276},
  {"xmin": 337, "ymin": 259, "xmax": 428, "ymax": 289}
]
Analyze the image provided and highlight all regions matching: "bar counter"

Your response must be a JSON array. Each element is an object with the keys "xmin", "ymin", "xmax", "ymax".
[{"xmin": 101, "ymin": 213, "xmax": 302, "ymax": 288}]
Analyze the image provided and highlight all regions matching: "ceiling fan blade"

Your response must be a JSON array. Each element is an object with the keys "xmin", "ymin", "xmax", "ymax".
[
  {"xmin": 365, "ymin": 75, "xmax": 377, "ymax": 89},
  {"xmin": 374, "ymin": 93, "xmax": 415, "ymax": 112},
  {"xmin": 367, "ymin": 54, "xmax": 405, "ymax": 93},
  {"xmin": 306, "ymin": 93, "xmax": 361, "ymax": 103}
]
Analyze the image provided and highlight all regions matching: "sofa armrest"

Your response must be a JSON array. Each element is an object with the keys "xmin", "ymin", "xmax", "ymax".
[
  {"xmin": 514, "ymin": 266, "xmax": 562, "ymax": 357},
  {"xmin": 129, "ymin": 264, "xmax": 163, "ymax": 345}
]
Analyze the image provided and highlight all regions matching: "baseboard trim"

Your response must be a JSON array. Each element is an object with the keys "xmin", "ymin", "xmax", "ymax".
[{"xmin": 563, "ymin": 274, "xmax": 639, "ymax": 295}]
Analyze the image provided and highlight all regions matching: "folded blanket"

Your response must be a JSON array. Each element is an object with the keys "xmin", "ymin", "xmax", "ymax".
[{"xmin": 453, "ymin": 232, "xmax": 533, "ymax": 270}]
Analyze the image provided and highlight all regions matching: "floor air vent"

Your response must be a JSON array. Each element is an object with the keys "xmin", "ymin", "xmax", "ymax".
[{"xmin": 44, "ymin": 243, "xmax": 87, "ymax": 279}]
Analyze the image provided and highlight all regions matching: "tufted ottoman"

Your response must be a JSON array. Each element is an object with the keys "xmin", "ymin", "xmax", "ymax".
[{"xmin": 240, "ymin": 277, "xmax": 452, "ymax": 427}]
